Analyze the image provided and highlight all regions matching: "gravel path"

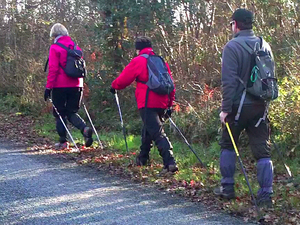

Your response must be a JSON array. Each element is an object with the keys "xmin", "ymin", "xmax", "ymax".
[{"xmin": 0, "ymin": 143, "xmax": 255, "ymax": 225}]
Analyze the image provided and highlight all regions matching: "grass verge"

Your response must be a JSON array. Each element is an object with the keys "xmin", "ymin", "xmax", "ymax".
[
  {"xmin": 0, "ymin": 110, "xmax": 298, "ymax": 225},
  {"xmin": 30, "ymin": 113, "xmax": 300, "ymax": 224}
]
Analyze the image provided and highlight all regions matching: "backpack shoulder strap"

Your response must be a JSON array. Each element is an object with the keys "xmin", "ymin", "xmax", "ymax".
[
  {"xmin": 135, "ymin": 54, "xmax": 149, "ymax": 83},
  {"xmin": 232, "ymin": 38, "xmax": 254, "ymax": 55},
  {"xmin": 73, "ymin": 42, "xmax": 77, "ymax": 50},
  {"xmin": 140, "ymin": 54, "xmax": 149, "ymax": 59},
  {"xmin": 55, "ymin": 42, "xmax": 69, "ymax": 51},
  {"xmin": 52, "ymin": 43, "xmax": 69, "ymax": 70},
  {"xmin": 258, "ymin": 36, "xmax": 263, "ymax": 48}
]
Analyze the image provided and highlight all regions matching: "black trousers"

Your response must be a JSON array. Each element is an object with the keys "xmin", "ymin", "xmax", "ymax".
[
  {"xmin": 52, "ymin": 87, "xmax": 86, "ymax": 143},
  {"xmin": 139, "ymin": 108, "xmax": 175, "ymax": 167},
  {"xmin": 219, "ymin": 104, "xmax": 271, "ymax": 160}
]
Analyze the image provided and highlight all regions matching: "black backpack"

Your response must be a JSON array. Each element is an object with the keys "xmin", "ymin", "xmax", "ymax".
[
  {"xmin": 55, "ymin": 42, "xmax": 87, "ymax": 78},
  {"xmin": 44, "ymin": 42, "xmax": 87, "ymax": 78},
  {"xmin": 139, "ymin": 54, "xmax": 175, "ymax": 95}
]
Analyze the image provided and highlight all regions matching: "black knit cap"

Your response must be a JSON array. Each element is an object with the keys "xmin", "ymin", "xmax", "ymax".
[
  {"xmin": 135, "ymin": 36, "xmax": 152, "ymax": 50},
  {"xmin": 232, "ymin": 8, "xmax": 254, "ymax": 24}
]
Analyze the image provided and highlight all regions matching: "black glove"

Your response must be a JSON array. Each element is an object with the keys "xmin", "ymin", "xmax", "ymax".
[
  {"xmin": 110, "ymin": 87, "xmax": 116, "ymax": 94},
  {"xmin": 164, "ymin": 108, "xmax": 172, "ymax": 119},
  {"xmin": 44, "ymin": 88, "xmax": 52, "ymax": 101}
]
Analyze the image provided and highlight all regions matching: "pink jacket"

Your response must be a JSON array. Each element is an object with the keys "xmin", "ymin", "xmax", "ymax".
[{"xmin": 46, "ymin": 36, "xmax": 84, "ymax": 89}]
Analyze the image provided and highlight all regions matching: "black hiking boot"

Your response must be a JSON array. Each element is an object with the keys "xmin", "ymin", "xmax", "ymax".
[
  {"xmin": 54, "ymin": 142, "xmax": 69, "ymax": 150},
  {"xmin": 214, "ymin": 185, "xmax": 236, "ymax": 200},
  {"xmin": 160, "ymin": 164, "xmax": 179, "ymax": 175},
  {"xmin": 136, "ymin": 155, "xmax": 149, "ymax": 166},
  {"xmin": 257, "ymin": 194, "xmax": 273, "ymax": 208},
  {"xmin": 83, "ymin": 127, "xmax": 93, "ymax": 147}
]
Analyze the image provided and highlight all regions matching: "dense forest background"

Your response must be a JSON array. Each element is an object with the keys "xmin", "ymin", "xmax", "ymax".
[{"xmin": 0, "ymin": 0, "xmax": 300, "ymax": 154}]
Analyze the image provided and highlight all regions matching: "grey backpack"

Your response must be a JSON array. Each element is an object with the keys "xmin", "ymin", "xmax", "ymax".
[
  {"xmin": 233, "ymin": 37, "xmax": 278, "ymax": 101},
  {"xmin": 233, "ymin": 37, "xmax": 278, "ymax": 126},
  {"xmin": 140, "ymin": 54, "xmax": 174, "ymax": 95}
]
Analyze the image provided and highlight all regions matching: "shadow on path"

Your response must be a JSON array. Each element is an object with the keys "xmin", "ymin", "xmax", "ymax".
[{"xmin": 0, "ymin": 143, "xmax": 254, "ymax": 225}]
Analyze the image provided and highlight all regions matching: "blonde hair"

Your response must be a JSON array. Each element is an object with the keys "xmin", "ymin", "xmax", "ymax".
[{"xmin": 50, "ymin": 23, "xmax": 69, "ymax": 38}]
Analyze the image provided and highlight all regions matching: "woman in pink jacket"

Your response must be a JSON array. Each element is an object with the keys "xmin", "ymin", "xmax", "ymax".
[{"xmin": 44, "ymin": 23, "xmax": 93, "ymax": 149}]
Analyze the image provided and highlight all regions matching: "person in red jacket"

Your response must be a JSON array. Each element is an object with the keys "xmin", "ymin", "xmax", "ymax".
[
  {"xmin": 111, "ymin": 36, "xmax": 178, "ymax": 173},
  {"xmin": 44, "ymin": 23, "xmax": 93, "ymax": 149}
]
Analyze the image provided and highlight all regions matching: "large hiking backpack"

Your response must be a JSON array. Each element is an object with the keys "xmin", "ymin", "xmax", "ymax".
[
  {"xmin": 233, "ymin": 37, "xmax": 278, "ymax": 101},
  {"xmin": 54, "ymin": 42, "xmax": 86, "ymax": 78},
  {"xmin": 138, "ymin": 53, "xmax": 175, "ymax": 138},
  {"xmin": 139, "ymin": 54, "xmax": 174, "ymax": 95}
]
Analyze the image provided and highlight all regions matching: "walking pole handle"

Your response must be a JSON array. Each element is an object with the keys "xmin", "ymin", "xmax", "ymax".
[
  {"xmin": 225, "ymin": 122, "xmax": 240, "ymax": 157},
  {"xmin": 114, "ymin": 93, "xmax": 123, "ymax": 126}
]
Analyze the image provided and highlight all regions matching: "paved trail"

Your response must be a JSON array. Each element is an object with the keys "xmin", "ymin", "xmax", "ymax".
[{"xmin": 0, "ymin": 143, "xmax": 255, "ymax": 225}]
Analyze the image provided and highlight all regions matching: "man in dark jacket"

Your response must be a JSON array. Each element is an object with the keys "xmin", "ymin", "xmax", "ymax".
[
  {"xmin": 214, "ymin": 9, "xmax": 274, "ymax": 207},
  {"xmin": 111, "ymin": 36, "xmax": 178, "ymax": 173}
]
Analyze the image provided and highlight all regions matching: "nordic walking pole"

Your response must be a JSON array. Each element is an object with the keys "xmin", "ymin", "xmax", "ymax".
[
  {"xmin": 114, "ymin": 91, "xmax": 129, "ymax": 152},
  {"xmin": 82, "ymin": 101, "xmax": 103, "ymax": 149},
  {"xmin": 225, "ymin": 122, "xmax": 260, "ymax": 216},
  {"xmin": 49, "ymin": 99, "xmax": 80, "ymax": 152},
  {"xmin": 271, "ymin": 138, "xmax": 293, "ymax": 178},
  {"xmin": 168, "ymin": 116, "xmax": 205, "ymax": 168}
]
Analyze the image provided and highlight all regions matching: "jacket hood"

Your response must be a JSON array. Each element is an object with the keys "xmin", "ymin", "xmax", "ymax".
[{"xmin": 139, "ymin": 48, "xmax": 153, "ymax": 55}]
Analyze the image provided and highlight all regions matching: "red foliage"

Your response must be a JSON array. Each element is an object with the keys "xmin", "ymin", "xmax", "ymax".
[
  {"xmin": 190, "ymin": 180, "xmax": 195, "ymax": 187},
  {"xmin": 90, "ymin": 52, "xmax": 96, "ymax": 61},
  {"xmin": 174, "ymin": 104, "xmax": 180, "ymax": 112},
  {"xmin": 201, "ymin": 84, "xmax": 215, "ymax": 102}
]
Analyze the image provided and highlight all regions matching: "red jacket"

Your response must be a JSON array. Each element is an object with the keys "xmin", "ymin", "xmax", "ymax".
[
  {"xmin": 111, "ymin": 48, "xmax": 175, "ymax": 109},
  {"xmin": 46, "ymin": 36, "xmax": 84, "ymax": 89}
]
